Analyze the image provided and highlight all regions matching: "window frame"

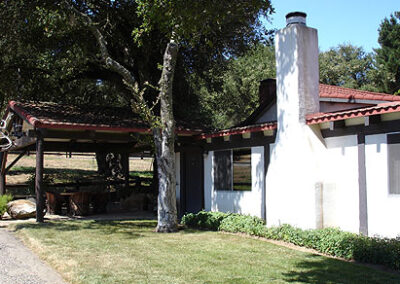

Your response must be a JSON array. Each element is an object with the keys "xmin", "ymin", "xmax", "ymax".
[{"xmin": 214, "ymin": 147, "xmax": 252, "ymax": 192}]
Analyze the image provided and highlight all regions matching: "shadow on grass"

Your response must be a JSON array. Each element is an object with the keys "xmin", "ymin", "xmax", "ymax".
[
  {"xmin": 281, "ymin": 254, "xmax": 400, "ymax": 284},
  {"xmin": 11, "ymin": 220, "xmax": 159, "ymax": 239},
  {"xmin": 8, "ymin": 167, "xmax": 96, "ymax": 176}
]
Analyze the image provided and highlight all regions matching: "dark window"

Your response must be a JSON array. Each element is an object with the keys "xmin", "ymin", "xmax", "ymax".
[
  {"xmin": 214, "ymin": 148, "xmax": 252, "ymax": 191},
  {"xmin": 388, "ymin": 134, "xmax": 400, "ymax": 194},
  {"xmin": 214, "ymin": 150, "xmax": 232, "ymax": 190},
  {"xmin": 233, "ymin": 148, "xmax": 252, "ymax": 191}
]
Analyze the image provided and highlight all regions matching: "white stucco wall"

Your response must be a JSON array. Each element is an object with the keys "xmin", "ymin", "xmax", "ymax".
[
  {"xmin": 265, "ymin": 125, "xmax": 326, "ymax": 229},
  {"xmin": 366, "ymin": 134, "xmax": 400, "ymax": 238},
  {"xmin": 203, "ymin": 147, "xmax": 265, "ymax": 218},
  {"xmin": 323, "ymin": 135, "xmax": 359, "ymax": 233}
]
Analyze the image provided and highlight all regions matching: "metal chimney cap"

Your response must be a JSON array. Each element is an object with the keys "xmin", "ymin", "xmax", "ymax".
[{"xmin": 286, "ymin": 11, "xmax": 307, "ymax": 26}]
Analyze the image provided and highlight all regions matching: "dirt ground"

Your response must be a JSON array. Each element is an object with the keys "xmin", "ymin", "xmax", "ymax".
[{"xmin": 6, "ymin": 153, "xmax": 153, "ymax": 185}]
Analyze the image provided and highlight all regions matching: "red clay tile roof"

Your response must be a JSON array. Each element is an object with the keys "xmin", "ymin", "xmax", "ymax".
[
  {"xmin": 241, "ymin": 83, "xmax": 400, "ymax": 127},
  {"xmin": 319, "ymin": 84, "xmax": 400, "ymax": 102},
  {"xmin": 197, "ymin": 122, "xmax": 277, "ymax": 139},
  {"xmin": 306, "ymin": 102, "xmax": 400, "ymax": 124},
  {"xmin": 9, "ymin": 101, "xmax": 202, "ymax": 134}
]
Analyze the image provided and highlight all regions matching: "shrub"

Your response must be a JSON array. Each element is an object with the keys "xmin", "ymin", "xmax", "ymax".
[
  {"xmin": 181, "ymin": 211, "xmax": 230, "ymax": 230},
  {"xmin": 0, "ymin": 194, "xmax": 13, "ymax": 217},
  {"xmin": 181, "ymin": 211, "xmax": 400, "ymax": 270},
  {"xmin": 220, "ymin": 214, "xmax": 266, "ymax": 236}
]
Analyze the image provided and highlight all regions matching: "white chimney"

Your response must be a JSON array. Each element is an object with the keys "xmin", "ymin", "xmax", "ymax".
[
  {"xmin": 265, "ymin": 12, "xmax": 325, "ymax": 230},
  {"xmin": 275, "ymin": 11, "xmax": 319, "ymax": 126}
]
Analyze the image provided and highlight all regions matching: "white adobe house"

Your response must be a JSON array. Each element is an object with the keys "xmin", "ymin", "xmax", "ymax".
[{"xmin": 175, "ymin": 12, "xmax": 400, "ymax": 238}]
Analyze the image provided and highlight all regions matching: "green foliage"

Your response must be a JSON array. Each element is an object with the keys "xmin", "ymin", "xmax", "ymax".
[
  {"xmin": 0, "ymin": 0, "xmax": 274, "ymax": 128},
  {"xmin": 319, "ymin": 44, "xmax": 380, "ymax": 92},
  {"xmin": 219, "ymin": 214, "xmax": 266, "ymax": 236},
  {"xmin": 0, "ymin": 0, "xmax": 137, "ymax": 109},
  {"xmin": 196, "ymin": 44, "xmax": 276, "ymax": 128},
  {"xmin": 133, "ymin": 0, "xmax": 273, "ymax": 49},
  {"xmin": 0, "ymin": 194, "xmax": 13, "ymax": 216},
  {"xmin": 181, "ymin": 211, "xmax": 230, "ymax": 230},
  {"xmin": 375, "ymin": 11, "xmax": 400, "ymax": 94},
  {"xmin": 181, "ymin": 211, "xmax": 400, "ymax": 270}
]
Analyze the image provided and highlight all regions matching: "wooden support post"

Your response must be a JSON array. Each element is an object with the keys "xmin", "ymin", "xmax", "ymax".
[
  {"xmin": 358, "ymin": 133, "xmax": 368, "ymax": 236},
  {"xmin": 35, "ymin": 134, "xmax": 45, "ymax": 223},
  {"xmin": 5, "ymin": 150, "xmax": 27, "ymax": 174},
  {"xmin": 123, "ymin": 153, "xmax": 130, "ymax": 188},
  {"xmin": 0, "ymin": 152, "xmax": 8, "ymax": 195}
]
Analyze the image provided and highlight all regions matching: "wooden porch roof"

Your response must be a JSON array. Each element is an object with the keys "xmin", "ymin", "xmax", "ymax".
[{"xmin": 8, "ymin": 101, "xmax": 203, "ymax": 135}]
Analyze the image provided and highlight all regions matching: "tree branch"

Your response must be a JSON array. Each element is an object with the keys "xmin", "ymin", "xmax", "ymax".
[{"xmin": 63, "ymin": 1, "xmax": 158, "ymax": 125}]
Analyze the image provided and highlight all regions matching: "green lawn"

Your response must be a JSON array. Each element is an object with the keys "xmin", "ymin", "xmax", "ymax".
[{"xmin": 10, "ymin": 220, "xmax": 400, "ymax": 284}]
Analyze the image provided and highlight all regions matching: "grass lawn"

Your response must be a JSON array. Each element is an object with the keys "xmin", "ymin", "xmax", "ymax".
[{"xmin": 10, "ymin": 220, "xmax": 400, "ymax": 284}]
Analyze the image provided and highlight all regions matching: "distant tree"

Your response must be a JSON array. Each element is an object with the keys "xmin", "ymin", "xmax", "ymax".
[
  {"xmin": 375, "ymin": 11, "xmax": 400, "ymax": 94},
  {"xmin": 319, "ymin": 44, "xmax": 380, "ymax": 91},
  {"xmin": 197, "ymin": 44, "xmax": 276, "ymax": 129}
]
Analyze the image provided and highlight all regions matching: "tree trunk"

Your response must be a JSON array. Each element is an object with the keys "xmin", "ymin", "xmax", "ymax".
[
  {"xmin": 95, "ymin": 152, "xmax": 108, "ymax": 176},
  {"xmin": 154, "ymin": 39, "xmax": 179, "ymax": 233},
  {"xmin": 95, "ymin": 152, "xmax": 127, "ymax": 180}
]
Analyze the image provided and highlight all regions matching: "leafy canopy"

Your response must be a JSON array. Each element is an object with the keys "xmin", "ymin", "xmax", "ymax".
[
  {"xmin": 318, "ymin": 44, "xmax": 379, "ymax": 91},
  {"xmin": 375, "ymin": 11, "xmax": 400, "ymax": 94}
]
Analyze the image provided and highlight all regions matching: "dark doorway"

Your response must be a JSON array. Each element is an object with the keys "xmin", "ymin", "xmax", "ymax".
[{"xmin": 180, "ymin": 150, "xmax": 203, "ymax": 217}]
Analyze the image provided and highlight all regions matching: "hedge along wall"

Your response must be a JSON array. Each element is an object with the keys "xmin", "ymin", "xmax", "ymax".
[{"xmin": 181, "ymin": 211, "xmax": 400, "ymax": 271}]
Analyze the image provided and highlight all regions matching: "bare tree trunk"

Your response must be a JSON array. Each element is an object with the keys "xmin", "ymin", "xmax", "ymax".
[
  {"xmin": 95, "ymin": 152, "xmax": 127, "ymax": 180},
  {"xmin": 154, "ymin": 39, "xmax": 179, "ymax": 232}
]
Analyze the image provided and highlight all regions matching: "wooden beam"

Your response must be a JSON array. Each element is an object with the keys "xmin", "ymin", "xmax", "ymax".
[
  {"xmin": 22, "ymin": 141, "xmax": 138, "ymax": 153},
  {"xmin": 0, "ymin": 152, "xmax": 8, "ymax": 195},
  {"xmin": 4, "ymin": 150, "xmax": 27, "ymax": 174},
  {"xmin": 204, "ymin": 132, "xmax": 274, "ymax": 151},
  {"xmin": 11, "ymin": 136, "xmax": 36, "ymax": 151},
  {"xmin": 35, "ymin": 134, "xmax": 45, "ymax": 223},
  {"xmin": 329, "ymin": 120, "xmax": 345, "ymax": 131},
  {"xmin": 364, "ymin": 115, "xmax": 381, "ymax": 126},
  {"xmin": 28, "ymin": 129, "xmax": 137, "ymax": 143},
  {"xmin": 263, "ymin": 129, "xmax": 274, "ymax": 136},
  {"xmin": 322, "ymin": 119, "xmax": 400, "ymax": 138}
]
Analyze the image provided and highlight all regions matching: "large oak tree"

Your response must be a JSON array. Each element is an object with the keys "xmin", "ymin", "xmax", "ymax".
[{"xmin": 0, "ymin": 0, "xmax": 273, "ymax": 231}]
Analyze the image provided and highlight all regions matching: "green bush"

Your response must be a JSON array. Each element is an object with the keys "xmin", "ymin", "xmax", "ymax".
[
  {"xmin": 181, "ymin": 211, "xmax": 230, "ymax": 230},
  {"xmin": 219, "ymin": 214, "xmax": 266, "ymax": 236},
  {"xmin": 181, "ymin": 211, "xmax": 400, "ymax": 271},
  {"xmin": 0, "ymin": 194, "xmax": 13, "ymax": 216}
]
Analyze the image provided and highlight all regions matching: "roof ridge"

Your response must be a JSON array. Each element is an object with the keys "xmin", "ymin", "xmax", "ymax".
[{"xmin": 319, "ymin": 84, "xmax": 397, "ymax": 98}]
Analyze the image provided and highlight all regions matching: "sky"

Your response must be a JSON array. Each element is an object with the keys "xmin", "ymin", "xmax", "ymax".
[{"xmin": 266, "ymin": 0, "xmax": 399, "ymax": 53}]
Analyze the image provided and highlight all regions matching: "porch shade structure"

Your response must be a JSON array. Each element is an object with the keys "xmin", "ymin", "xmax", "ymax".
[{"xmin": 0, "ymin": 101, "xmax": 202, "ymax": 222}]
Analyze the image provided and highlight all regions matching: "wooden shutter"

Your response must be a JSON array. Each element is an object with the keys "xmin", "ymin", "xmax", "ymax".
[{"xmin": 214, "ymin": 150, "xmax": 232, "ymax": 190}]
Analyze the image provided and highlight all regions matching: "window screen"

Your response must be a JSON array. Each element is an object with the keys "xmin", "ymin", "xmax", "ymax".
[
  {"xmin": 214, "ymin": 150, "xmax": 232, "ymax": 190},
  {"xmin": 388, "ymin": 134, "xmax": 400, "ymax": 194},
  {"xmin": 233, "ymin": 148, "xmax": 252, "ymax": 191}
]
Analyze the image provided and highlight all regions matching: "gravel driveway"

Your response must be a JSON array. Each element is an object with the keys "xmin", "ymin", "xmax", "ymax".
[{"xmin": 0, "ymin": 228, "xmax": 67, "ymax": 284}]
